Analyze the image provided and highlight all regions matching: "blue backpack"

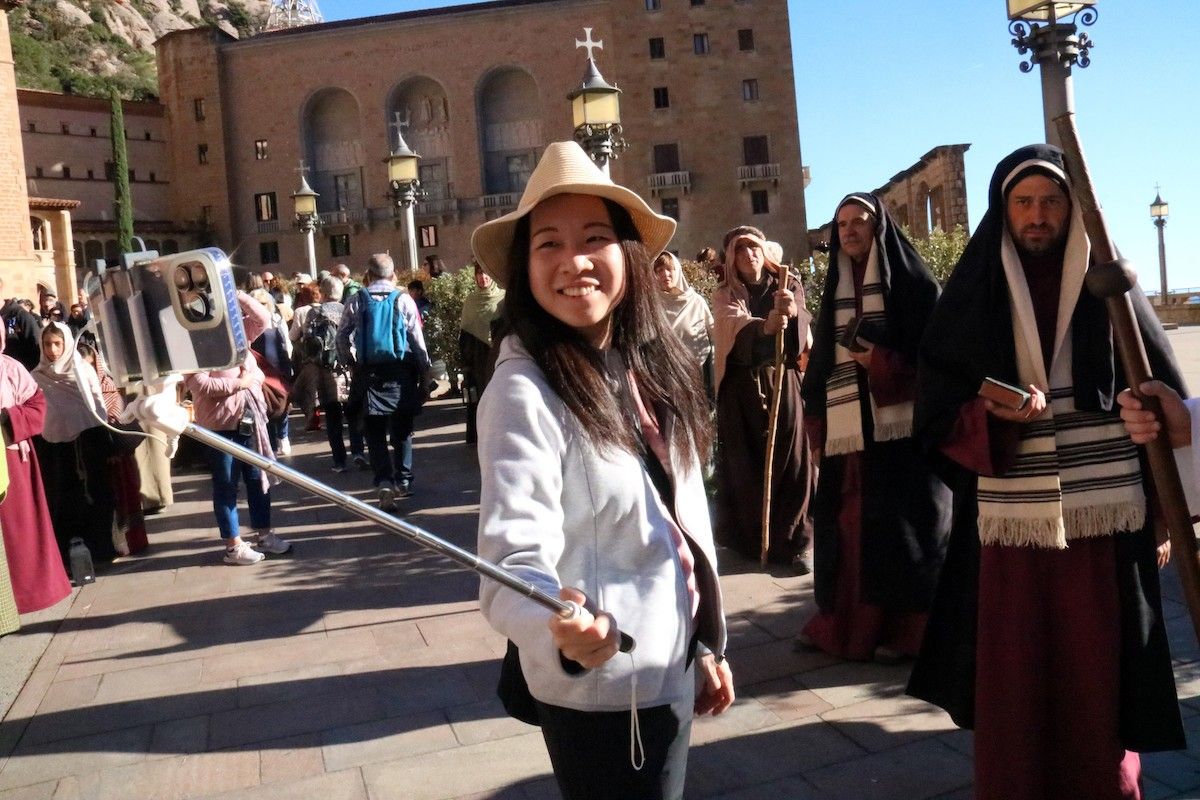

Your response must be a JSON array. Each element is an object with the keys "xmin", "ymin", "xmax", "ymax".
[{"xmin": 355, "ymin": 289, "xmax": 409, "ymax": 365}]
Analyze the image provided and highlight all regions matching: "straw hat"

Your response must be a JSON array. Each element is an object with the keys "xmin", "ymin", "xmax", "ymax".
[{"xmin": 470, "ymin": 141, "xmax": 676, "ymax": 288}]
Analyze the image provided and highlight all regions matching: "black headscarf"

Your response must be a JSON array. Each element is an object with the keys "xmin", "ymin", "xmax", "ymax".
[
  {"xmin": 803, "ymin": 192, "xmax": 941, "ymax": 416},
  {"xmin": 915, "ymin": 144, "xmax": 1185, "ymax": 448}
]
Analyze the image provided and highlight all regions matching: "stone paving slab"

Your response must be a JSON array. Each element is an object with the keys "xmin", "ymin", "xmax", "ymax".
[{"xmin": 0, "ymin": 332, "xmax": 1200, "ymax": 798}]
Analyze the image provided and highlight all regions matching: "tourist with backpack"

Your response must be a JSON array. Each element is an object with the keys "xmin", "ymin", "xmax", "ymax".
[
  {"xmin": 336, "ymin": 254, "xmax": 431, "ymax": 510},
  {"xmin": 291, "ymin": 275, "xmax": 352, "ymax": 471}
]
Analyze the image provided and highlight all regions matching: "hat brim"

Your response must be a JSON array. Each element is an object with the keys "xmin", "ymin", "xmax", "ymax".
[{"xmin": 471, "ymin": 183, "xmax": 677, "ymax": 289}]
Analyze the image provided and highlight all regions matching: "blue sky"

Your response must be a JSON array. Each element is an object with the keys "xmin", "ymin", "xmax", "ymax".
[{"xmin": 320, "ymin": 0, "xmax": 1199, "ymax": 292}]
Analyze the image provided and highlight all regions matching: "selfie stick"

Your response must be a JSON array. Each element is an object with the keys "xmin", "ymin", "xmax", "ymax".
[{"xmin": 182, "ymin": 423, "xmax": 636, "ymax": 654}]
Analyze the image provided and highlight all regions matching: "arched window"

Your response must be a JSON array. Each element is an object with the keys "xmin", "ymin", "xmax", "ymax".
[
  {"xmin": 476, "ymin": 68, "xmax": 542, "ymax": 195},
  {"xmin": 303, "ymin": 88, "xmax": 365, "ymax": 214},
  {"xmin": 84, "ymin": 240, "xmax": 104, "ymax": 265},
  {"xmin": 30, "ymin": 217, "xmax": 49, "ymax": 251},
  {"xmin": 163, "ymin": 239, "xmax": 179, "ymax": 254},
  {"xmin": 144, "ymin": 239, "xmax": 161, "ymax": 253},
  {"xmin": 388, "ymin": 77, "xmax": 451, "ymax": 200},
  {"xmin": 73, "ymin": 240, "xmax": 84, "ymax": 269},
  {"xmin": 103, "ymin": 239, "xmax": 120, "ymax": 263}
]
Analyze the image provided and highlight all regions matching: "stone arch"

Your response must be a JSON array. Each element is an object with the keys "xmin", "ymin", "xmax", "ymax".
[
  {"xmin": 388, "ymin": 76, "xmax": 452, "ymax": 200},
  {"xmin": 302, "ymin": 87, "xmax": 366, "ymax": 213},
  {"xmin": 475, "ymin": 66, "xmax": 542, "ymax": 195},
  {"xmin": 919, "ymin": 181, "xmax": 933, "ymax": 237},
  {"xmin": 84, "ymin": 240, "xmax": 104, "ymax": 265},
  {"xmin": 104, "ymin": 239, "xmax": 120, "ymax": 263}
]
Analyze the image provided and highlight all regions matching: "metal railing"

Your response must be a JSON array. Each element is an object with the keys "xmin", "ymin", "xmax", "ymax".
[
  {"xmin": 737, "ymin": 163, "xmax": 781, "ymax": 184},
  {"xmin": 481, "ymin": 193, "xmax": 517, "ymax": 210},
  {"xmin": 318, "ymin": 209, "xmax": 369, "ymax": 226},
  {"xmin": 416, "ymin": 197, "xmax": 460, "ymax": 216},
  {"xmin": 256, "ymin": 220, "xmax": 281, "ymax": 234},
  {"xmin": 648, "ymin": 171, "xmax": 691, "ymax": 196}
]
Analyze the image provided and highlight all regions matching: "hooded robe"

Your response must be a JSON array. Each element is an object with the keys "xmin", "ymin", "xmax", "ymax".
[
  {"xmin": 799, "ymin": 194, "xmax": 951, "ymax": 658},
  {"xmin": 908, "ymin": 145, "xmax": 1185, "ymax": 797}
]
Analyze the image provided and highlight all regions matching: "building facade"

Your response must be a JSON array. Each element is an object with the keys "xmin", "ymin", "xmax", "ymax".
[
  {"xmin": 155, "ymin": 0, "xmax": 809, "ymax": 275},
  {"xmin": 17, "ymin": 88, "xmax": 193, "ymax": 280},
  {"xmin": 0, "ymin": 0, "xmax": 41, "ymax": 301}
]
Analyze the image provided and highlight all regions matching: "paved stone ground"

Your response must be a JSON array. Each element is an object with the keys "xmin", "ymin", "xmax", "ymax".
[{"xmin": 0, "ymin": 328, "xmax": 1199, "ymax": 799}]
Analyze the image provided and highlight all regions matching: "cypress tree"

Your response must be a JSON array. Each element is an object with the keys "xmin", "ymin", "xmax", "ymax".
[{"xmin": 110, "ymin": 88, "xmax": 134, "ymax": 253}]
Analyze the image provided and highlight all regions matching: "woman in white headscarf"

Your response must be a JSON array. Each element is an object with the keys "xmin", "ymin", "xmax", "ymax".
[
  {"xmin": 31, "ymin": 322, "xmax": 119, "ymax": 566},
  {"xmin": 652, "ymin": 252, "xmax": 714, "ymax": 401}
]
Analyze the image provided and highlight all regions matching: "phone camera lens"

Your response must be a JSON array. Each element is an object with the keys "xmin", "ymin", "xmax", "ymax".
[
  {"xmin": 180, "ymin": 291, "xmax": 212, "ymax": 322},
  {"xmin": 174, "ymin": 266, "xmax": 192, "ymax": 291},
  {"xmin": 188, "ymin": 264, "xmax": 209, "ymax": 290}
]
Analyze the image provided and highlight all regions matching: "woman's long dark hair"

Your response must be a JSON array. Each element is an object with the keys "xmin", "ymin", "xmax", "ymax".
[{"xmin": 499, "ymin": 198, "xmax": 711, "ymax": 464}]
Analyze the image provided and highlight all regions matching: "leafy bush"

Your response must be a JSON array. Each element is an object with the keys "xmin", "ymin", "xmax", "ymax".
[{"xmin": 392, "ymin": 266, "xmax": 477, "ymax": 378}]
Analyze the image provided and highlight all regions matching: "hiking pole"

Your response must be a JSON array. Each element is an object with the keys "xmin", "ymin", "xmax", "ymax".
[
  {"xmin": 761, "ymin": 264, "xmax": 792, "ymax": 567},
  {"xmin": 183, "ymin": 423, "xmax": 636, "ymax": 653}
]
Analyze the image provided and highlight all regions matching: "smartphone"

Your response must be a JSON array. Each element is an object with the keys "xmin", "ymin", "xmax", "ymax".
[{"xmin": 978, "ymin": 377, "xmax": 1031, "ymax": 412}]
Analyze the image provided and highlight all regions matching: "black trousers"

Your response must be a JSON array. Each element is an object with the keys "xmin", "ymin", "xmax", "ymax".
[{"xmin": 535, "ymin": 700, "xmax": 691, "ymax": 800}]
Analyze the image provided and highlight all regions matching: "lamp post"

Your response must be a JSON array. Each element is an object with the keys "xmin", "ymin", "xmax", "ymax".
[
  {"xmin": 385, "ymin": 112, "xmax": 421, "ymax": 271},
  {"xmin": 1007, "ymin": 1, "xmax": 1097, "ymax": 147},
  {"xmin": 1151, "ymin": 188, "xmax": 1169, "ymax": 306},
  {"xmin": 568, "ymin": 28, "xmax": 625, "ymax": 175},
  {"xmin": 291, "ymin": 162, "xmax": 320, "ymax": 278}
]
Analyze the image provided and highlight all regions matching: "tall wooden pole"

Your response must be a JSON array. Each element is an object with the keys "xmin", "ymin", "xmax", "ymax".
[{"xmin": 761, "ymin": 265, "xmax": 791, "ymax": 567}]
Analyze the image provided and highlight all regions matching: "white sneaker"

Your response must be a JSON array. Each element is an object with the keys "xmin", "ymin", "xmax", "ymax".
[
  {"xmin": 276, "ymin": 437, "xmax": 292, "ymax": 457},
  {"xmin": 224, "ymin": 542, "xmax": 265, "ymax": 565},
  {"xmin": 254, "ymin": 529, "xmax": 292, "ymax": 555}
]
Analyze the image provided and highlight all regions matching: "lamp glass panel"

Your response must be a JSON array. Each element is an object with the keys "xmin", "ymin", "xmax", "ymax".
[
  {"xmin": 388, "ymin": 154, "xmax": 419, "ymax": 183},
  {"xmin": 1007, "ymin": 0, "xmax": 1094, "ymax": 20},
  {"xmin": 293, "ymin": 192, "xmax": 317, "ymax": 216},
  {"xmin": 582, "ymin": 91, "xmax": 620, "ymax": 126},
  {"xmin": 572, "ymin": 94, "xmax": 587, "ymax": 129},
  {"xmin": 1151, "ymin": 201, "xmax": 1169, "ymax": 219}
]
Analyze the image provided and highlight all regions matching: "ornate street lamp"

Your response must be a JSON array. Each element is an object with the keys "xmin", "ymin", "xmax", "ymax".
[
  {"xmin": 291, "ymin": 162, "xmax": 320, "ymax": 278},
  {"xmin": 1151, "ymin": 188, "xmax": 1169, "ymax": 306},
  {"xmin": 568, "ymin": 28, "xmax": 626, "ymax": 175},
  {"xmin": 1007, "ymin": 1, "xmax": 1097, "ymax": 147},
  {"xmin": 385, "ymin": 112, "xmax": 421, "ymax": 270}
]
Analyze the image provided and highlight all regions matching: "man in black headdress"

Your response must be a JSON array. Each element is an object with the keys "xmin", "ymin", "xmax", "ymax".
[
  {"xmin": 798, "ymin": 193, "xmax": 951, "ymax": 663},
  {"xmin": 908, "ymin": 144, "xmax": 1186, "ymax": 800}
]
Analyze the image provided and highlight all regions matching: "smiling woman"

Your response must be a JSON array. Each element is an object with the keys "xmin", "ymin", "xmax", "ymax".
[{"xmin": 469, "ymin": 142, "xmax": 733, "ymax": 800}]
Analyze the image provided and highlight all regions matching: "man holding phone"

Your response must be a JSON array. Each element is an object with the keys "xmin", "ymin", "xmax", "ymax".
[{"xmin": 910, "ymin": 144, "xmax": 1188, "ymax": 799}]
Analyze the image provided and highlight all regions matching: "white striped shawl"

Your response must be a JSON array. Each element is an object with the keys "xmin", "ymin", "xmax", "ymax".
[{"xmin": 824, "ymin": 243, "xmax": 914, "ymax": 455}]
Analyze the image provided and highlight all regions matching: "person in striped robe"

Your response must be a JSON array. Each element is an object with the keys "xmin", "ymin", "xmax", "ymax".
[{"xmin": 909, "ymin": 144, "xmax": 1187, "ymax": 800}]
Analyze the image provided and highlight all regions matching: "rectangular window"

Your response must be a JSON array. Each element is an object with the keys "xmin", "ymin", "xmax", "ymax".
[
  {"xmin": 62, "ymin": 166, "xmax": 71, "ymax": 179},
  {"xmin": 254, "ymin": 192, "xmax": 278, "ymax": 222},
  {"xmin": 419, "ymin": 225, "xmax": 438, "ymax": 248},
  {"xmin": 61, "ymin": 123, "xmax": 70, "ymax": 135},
  {"xmin": 738, "ymin": 28, "xmax": 754, "ymax": 50},
  {"xmin": 645, "ymin": 0, "xmax": 660, "ymax": 10},
  {"xmin": 653, "ymin": 86, "xmax": 670, "ymax": 109},
  {"xmin": 693, "ymin": 33, "xmax": 709, "ymax": 55},
  {"xmin": 649, "ymin": 37, "xmax": 665, "ymax": 59},
  {"xmin": 690, "ymin": 0, "xmax": 704, "ymax": 5},
  {"xmin": 149, "ymin": 171, "xmax": 156, "ymax": 182},
  {"xmin": 255, "ymin": 139, "xmax": 268, "ymax": 160},
  {"xmin": 194, "ymin": 98, "xmax": 205, "ymax": 121},
  {"xmin": 653, "ymin": 143, "xmax": 680, "ymax": 174},
  {"xmin": 507, "ymin": 154, "xmax": 534, "ymax": 193},
  {"xmin": 198, "ymin": 143, "xmax": 208, "ymax": 164},
  {"xmin": 26, "ymin": 121, "xmax": 35, "ymax": 133},
  {"xmin": 90, "ymin": 127, "xmax": 97, "ymax": 137},
  {"xmin": 144, "ymin": 130, "xmax": 151, "ymax": 141},
  {"xmin": 742, "ymin": 79, "xmax": 760, "ymax": 101},
  {"xmin": 201, "ymin": 205, "xmax": 213, "ymax": 226},
  {"xmin": 743, "ymin": 135, "xmax": 770, "ymax": 165},
  {"xmin": 104, "ymin": 161, "xmax": 116, "ymax": 180},
  {"xmin": 34, "ymin": 166, "xmax": 43, "ymax": 178},
  {"xmin": 87, "ymin": 169, "xmax": 94, "ymax": 180},
  {"xmin": 661, "ymin": 197, "xmax": 680, "ymax": 221},
  {"xmin": 329, "ymin": 233, "xmax": 351, "ymax": 258},
  {"xmin": 128, "ymin": 169, "xmax": 136, "ymax": 182},
  {"xmin": 259, "ymin": 241, "xmax": 280, "ymax": 265},
  {"xmin": 751, "ymin": 189, "xmax": 770, "ymax": 215}
]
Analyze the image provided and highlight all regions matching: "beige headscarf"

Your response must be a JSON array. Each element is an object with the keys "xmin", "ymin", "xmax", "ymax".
[
  {"xmin": 31, "ymin": 322, "xmax": 107, "ymax": 443},
  {"xmin": 657, "ymin": 253, "xmax": 713, "ymax": 366}
]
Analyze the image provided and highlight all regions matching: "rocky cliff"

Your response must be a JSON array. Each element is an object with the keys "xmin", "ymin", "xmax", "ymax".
[{"xmin": 9, "ymin": 0, "xmax": 274, "ymax": 100}]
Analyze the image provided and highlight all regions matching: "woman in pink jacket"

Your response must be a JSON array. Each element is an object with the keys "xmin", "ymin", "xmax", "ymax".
[{"xmin": 184, "ymin": 292, "xmax": 291, "ymax": 565}]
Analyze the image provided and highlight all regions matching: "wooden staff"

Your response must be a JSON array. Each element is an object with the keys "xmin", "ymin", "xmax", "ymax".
[
  {"xmin": 1055, "ymin": 111, "xmax": 1200, "ymax": 646},
  {"xmin": 761, "ymin": 264, "xmax": 792, "ymax": 566}
]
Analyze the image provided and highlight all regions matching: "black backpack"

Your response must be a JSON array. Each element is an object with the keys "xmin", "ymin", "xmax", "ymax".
[{"xmin": 298, "ymin": 305, "xmax": 338, "ymax": 369}]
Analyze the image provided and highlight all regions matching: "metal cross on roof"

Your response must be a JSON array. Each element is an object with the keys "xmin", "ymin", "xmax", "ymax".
[
  {"xmin": 575, "ymin": 27, "xmax": 603, "ymax": 60},
  {"xmin": 294, "ymin": 159, "xmax": 310, "ymax": 178}
]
